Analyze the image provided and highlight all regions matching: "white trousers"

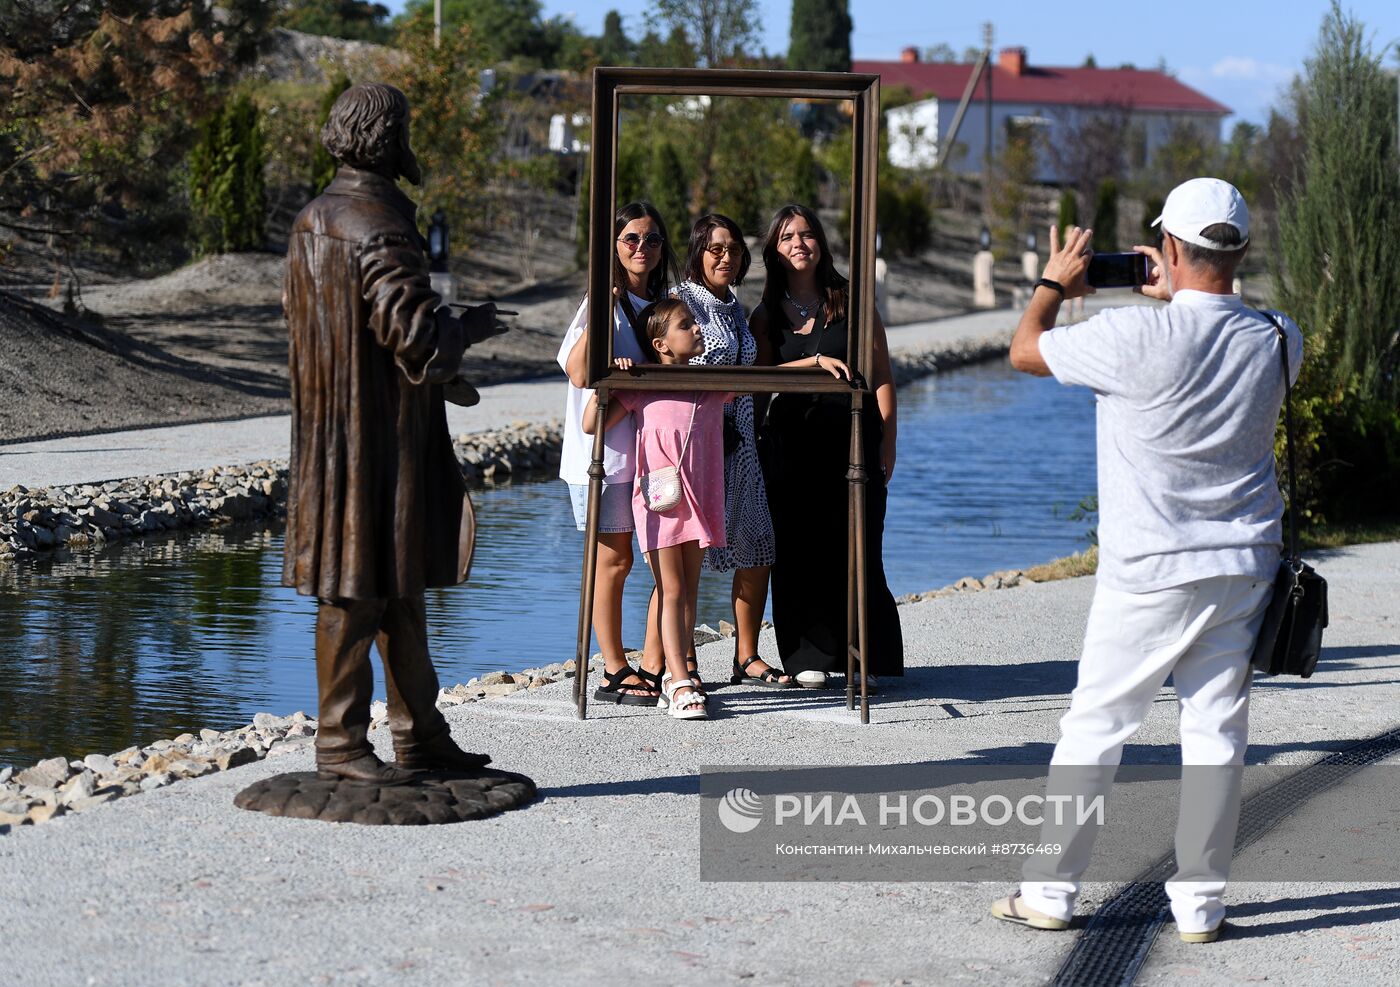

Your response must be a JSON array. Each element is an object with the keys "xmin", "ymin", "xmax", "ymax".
[{"xmin": 1020, "ymin": 574, "xmax": 1272, "ymax": 933}]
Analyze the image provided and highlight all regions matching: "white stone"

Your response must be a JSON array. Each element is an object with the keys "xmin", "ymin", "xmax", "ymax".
[
  {"xmin": 139, "ymin": 773, "xmax": 172, "ymax": 792},
  {"xmin": 83, "ymin": 754, "xmax": 118, "ymax": 776},
  {"xmin": 15, "ymin": 756, "xmax": 70, "ymax": 789},
  {"xmin": 57, "ymin": 771, "xmax": 96, "ymax": 805}
]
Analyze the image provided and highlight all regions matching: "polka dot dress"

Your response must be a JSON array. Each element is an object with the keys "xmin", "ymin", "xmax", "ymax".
[{"xmin": 675, "ymin": 280, "xmax": 777, "ymax": 572}]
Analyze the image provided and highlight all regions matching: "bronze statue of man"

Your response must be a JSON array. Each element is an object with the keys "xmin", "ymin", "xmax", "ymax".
[{"xmin": 282, "ymin": 82, "xmax": 500, "ymax": 784}]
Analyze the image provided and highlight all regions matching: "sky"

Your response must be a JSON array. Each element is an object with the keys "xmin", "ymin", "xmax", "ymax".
[{"xmin": 382, "ymin": 1, "xmax": 1400, "ymax": 127}]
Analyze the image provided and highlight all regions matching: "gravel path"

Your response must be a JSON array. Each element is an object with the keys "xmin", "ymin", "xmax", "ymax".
[{"xmin": 2, "ymin": 541, "xmax": 1396, "ymax": 986}]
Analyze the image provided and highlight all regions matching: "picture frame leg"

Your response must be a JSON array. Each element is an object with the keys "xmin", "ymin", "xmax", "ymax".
[
  {"xmin": 574, "ymin": 388, "xmax": 609, "ymax": 720},
  {"xmin": 847, "ymin": 391, "xmax": 870, "ymax": 722}
]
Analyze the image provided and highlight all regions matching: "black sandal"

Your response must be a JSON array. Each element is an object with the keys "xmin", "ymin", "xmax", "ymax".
[
  {"xmin": 593, "ymin": 664, "xmax": 661, "ymax": 706},
  {"xmin": 635, "ymin": 663, "xmax": 664, "ymax": 692},
  {"xmin": 730, "ymin": 655, "xmax": 796, "ymax": 688},
  {"xmin": 685, "ymin": 654, "xmax": 707, "ymax": 694}
]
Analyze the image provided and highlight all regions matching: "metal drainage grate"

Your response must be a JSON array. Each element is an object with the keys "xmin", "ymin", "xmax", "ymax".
[{"xmin": 1049, "ymin": 726, "xmax": 1400, "ymax": 987}]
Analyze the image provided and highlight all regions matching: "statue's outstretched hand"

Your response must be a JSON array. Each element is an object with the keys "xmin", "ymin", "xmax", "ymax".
[{"xmin": 461, "ymin": 302, "xmax": 510, "ymax": 345}]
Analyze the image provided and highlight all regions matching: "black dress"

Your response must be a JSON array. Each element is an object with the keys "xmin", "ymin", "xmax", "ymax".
[{"xmin": 759, "ymin": 309, "xmax": 904, "ymax": 676}]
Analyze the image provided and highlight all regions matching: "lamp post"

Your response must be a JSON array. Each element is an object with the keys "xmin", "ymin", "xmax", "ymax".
[
  {"xmin": 974, "ymin": 224, "xmax": 995, "ymax": 308},
  {"xmin": 428, "ymin": 210, "xmax": 453, "ymax": 303},
  {"xmin": 1021, "ymin": 229, "xmax": 1039, "ymax": 283}
]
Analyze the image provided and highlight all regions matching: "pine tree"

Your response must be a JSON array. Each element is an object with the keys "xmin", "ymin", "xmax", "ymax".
[{"xmin": 787, "ymin": 0, "xmax": 851, "ymax": 73}]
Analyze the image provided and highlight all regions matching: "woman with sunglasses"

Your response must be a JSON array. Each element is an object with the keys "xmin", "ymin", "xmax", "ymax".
[
  {"xmin": 671, "ymin": 213, "xmax": 791, "ymax": 690},
  {"xmin": 559, "ymin": 201, "xmax": 677, "ymax": 706},
  {"xmin": 750, "ymin": 204, "xmax": 903, "ymax": 691}
]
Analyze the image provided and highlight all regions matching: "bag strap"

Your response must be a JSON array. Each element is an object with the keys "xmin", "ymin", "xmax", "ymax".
[
  {"xmin": 675, "ymin": 396, "xmax": 698, "ymax": 463},
  {"xmin": 1254, "ymin": 309, "xmax": 1299, "ymax": 561}
]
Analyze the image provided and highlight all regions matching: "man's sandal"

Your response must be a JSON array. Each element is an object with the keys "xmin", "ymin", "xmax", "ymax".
[
  {"xmin": 730, "ymin": 655, "xmax": 795, "ymax": 688},
  {"xmin": 661, "ymin": 676, "xmax": 708, "ymax": 720},
  {"xmin": 990, "ymin": 892, "xmax": 1070, "ymax": 930},
  {"xmin": 592, "ymin": 664, "xmax": 660, "ymax": 706},
  {"xmin": 1179, "ymin": 923, "xmax": 1223, "ymax": 944}
]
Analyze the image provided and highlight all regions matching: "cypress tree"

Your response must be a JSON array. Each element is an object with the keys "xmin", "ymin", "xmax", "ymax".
[
  {"xmin": 788, "ymin": 0, "xmax": 852, "ymax": 73},
  {"xmin": 1057, "ymin": 189, "xmax": 1079, "ymax": 235},
  {"xmin": 311, "ymin": 74, "xmax": 352, "ymax": 196},
  {"xmin": 1272, "ymin": 2, "xmax": 1400, "ymax": 520},
  {"xmin": 188, "ymin": 93, "xmax": 266, "ymax": 255},
  {"xmin": 649, "ymin": 140, "xmax": 691, "ymax": 252},
  {"xmin": 1091, "ymin": 179, "xmax": 1117, "ymax": 252}
]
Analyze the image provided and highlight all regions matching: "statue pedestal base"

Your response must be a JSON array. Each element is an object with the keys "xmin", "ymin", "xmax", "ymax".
[{"xmin": 234, "ymin": 768, "xmax": 536, "ymax": 825}]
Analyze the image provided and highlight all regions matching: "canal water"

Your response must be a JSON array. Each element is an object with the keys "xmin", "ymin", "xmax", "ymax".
[{"xmin": 0, "ymin": 360, "xmax": 1096, "ymax": 765}]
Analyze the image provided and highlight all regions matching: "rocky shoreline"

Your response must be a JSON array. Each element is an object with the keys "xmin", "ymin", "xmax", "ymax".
[
  {"xmin": 0, "ymin": 561, "xmax": 1044, "ymax": 833},
  {"xmin": 0, "ymin": 422, "xmax": 563, "ymax": 563},
  {"xmin": 1, "ymin": 342, "xmax": 1008, "ymax": 564}
]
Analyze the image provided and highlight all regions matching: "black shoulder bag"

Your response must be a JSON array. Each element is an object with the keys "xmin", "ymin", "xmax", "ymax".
[{"xmin": 1250, "ymin": 310, "xmax": 1329, "ymax": 677}]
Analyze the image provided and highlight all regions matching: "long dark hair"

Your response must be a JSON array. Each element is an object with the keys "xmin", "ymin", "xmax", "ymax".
[
  {"xmin": 683, "ymin": 213, "xmax": 751, "ymax": 289},
  {"xmin": 759, "ymin": 204, "xmax": 849, "ymax": 333},
  {"xmin": 613, "ymin": 200, "xmax": 677, "ymax": 356},
  {"xmin": 613, "ymin": 201, "xmax": 676, "ymax": 302}
]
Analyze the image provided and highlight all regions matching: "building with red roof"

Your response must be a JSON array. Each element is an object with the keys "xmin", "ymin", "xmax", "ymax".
[{"xmin": 856, "ymin": 47, "xmax": 1230, "ymax": 183}]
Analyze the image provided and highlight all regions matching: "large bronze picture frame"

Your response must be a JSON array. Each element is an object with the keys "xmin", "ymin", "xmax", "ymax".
[{"xmin": 573, "ymin": 66, "xmax": 882, "ymax": 722}]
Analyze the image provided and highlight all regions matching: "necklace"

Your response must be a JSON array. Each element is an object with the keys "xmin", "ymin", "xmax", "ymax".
[{"xmin": 785, "ymin": 290, "xmax": 820, "ymax": 322}]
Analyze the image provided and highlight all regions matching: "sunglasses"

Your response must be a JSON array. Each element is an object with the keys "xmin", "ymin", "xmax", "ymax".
[
  {"xmin": 618, "ymin": 232, "xmax": 664, "ymax": 252},
  {"xmin": 704, "ymin": 243, "xmax": 744, "ymax": 259}
]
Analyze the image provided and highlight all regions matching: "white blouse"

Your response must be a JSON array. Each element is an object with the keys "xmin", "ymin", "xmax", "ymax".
[{"xmin": 556, "ymin": 292, "xmax": 650, "ymax": 485}]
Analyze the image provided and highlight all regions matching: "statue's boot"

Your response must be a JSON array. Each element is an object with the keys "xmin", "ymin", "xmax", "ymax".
[
  {"xmin": 318, "ymin": 752, "xmax": 417, "ymax": 785},
  {"xmin": 314, "ymin": 597, "xmax": 417, "ymax": 786},
  {"xmin": 380, "ymin": 595, "xmax": 493, "ymax": 772}
]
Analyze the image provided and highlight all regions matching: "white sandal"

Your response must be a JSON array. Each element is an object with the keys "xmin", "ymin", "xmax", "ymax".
[
  {"xmin": 661, "ymin": 676, "xmax": 708, "ymax": 720},
  {"xmin": 658, "ymin": 670, "xmax": 707, "ymax": 706}
]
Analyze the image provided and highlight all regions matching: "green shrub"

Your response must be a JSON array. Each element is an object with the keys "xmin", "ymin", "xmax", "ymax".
[{"xmin": 188, "ymin": 93, "xmax": 266, "ymax": 254}]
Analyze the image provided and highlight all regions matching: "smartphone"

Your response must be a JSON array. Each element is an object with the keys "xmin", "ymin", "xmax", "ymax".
[{"xmin": 1087, "ymin": 252, "xmax": 1150, "ymax": 289}]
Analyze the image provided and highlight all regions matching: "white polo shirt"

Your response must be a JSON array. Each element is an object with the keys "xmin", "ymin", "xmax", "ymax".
[{"xmin": 1038, "ymin": 290, "xmax": 1304, "ymax": 593}]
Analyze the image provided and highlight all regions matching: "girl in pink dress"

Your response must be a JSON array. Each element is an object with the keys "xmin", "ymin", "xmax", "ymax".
[{"xmin": 585, "ymin": 299, "xmax": 731, "ymax": 720}]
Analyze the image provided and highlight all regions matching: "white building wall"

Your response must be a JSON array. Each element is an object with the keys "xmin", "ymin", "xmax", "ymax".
[{"xmin": 886, "ymin": 97, "xmax": 1224, "ymax": 184}]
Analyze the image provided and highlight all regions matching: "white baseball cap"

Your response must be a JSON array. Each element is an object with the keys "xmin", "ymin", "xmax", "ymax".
[{"xmin": 1151, "ymin": 177, "xmax": 1250, "ymax": 251}]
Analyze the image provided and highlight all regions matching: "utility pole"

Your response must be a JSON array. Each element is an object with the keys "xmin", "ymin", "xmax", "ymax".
[
  {"xmin": 983, "ymin": 22, "xmax": 994, "ymax": 221},
  {"xmin": 434, "ymin": 0, "xmax": 442, "ymax": 48}
]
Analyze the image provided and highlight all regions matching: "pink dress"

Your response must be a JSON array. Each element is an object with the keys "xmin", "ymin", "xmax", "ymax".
[{"xmin": 615, "ymin": 390, "xmax": 733, "ymax": 553}]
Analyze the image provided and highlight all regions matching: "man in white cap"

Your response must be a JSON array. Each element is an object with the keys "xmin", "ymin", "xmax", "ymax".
[{"xmin": 987, "ymin": 178, "xmax": 1303, "ymax": 941}]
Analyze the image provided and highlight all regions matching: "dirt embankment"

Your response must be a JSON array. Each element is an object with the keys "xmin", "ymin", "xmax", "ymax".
[{"xmin": 0, "ymin": 195, "xmax": 1022, "ymax": 446}]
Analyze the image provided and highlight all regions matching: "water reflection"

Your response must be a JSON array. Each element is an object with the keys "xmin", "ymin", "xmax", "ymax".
[{"xmin": 0, "ymin": 360, "xmax": 1097, "ymax": 765}]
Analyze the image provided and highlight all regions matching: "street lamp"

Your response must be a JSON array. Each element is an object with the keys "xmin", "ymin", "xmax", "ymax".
[{"xmin": 428, "ymin": 211, "xmax": 449, "ymax": 273}]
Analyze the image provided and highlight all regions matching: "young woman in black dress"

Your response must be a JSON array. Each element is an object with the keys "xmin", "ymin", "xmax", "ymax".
[{"xmin": 750, "ymin": 204, "xmax": 904, "ymax": 688}]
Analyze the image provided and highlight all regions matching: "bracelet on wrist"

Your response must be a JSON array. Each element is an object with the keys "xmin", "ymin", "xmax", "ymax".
[
  {"xmin": 813, "ymin": 353, "xmax": 823, "ymax": 369},
  {"xmin": 1035, "ymin": 278, "xmax": 1066, "ymax": 298}
]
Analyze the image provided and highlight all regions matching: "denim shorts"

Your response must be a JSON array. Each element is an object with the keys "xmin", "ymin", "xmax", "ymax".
[{"xmin": 567, "ymin": 482, "xmax": 635, "ymax": 533}]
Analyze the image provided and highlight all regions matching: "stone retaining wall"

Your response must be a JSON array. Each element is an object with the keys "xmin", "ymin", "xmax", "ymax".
[{"xmin": 0, "ymin": 422, "xmax": 563, "ymax": 563}]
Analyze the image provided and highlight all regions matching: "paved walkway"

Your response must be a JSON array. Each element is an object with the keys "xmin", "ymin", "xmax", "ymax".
[
  {"xmin": 1, "ymin": 296, "xmax": 1150, "ymax": 489},
  {"xmin": 4, "ymin": 541, "xmax": 1397, "ymax": 985}
]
